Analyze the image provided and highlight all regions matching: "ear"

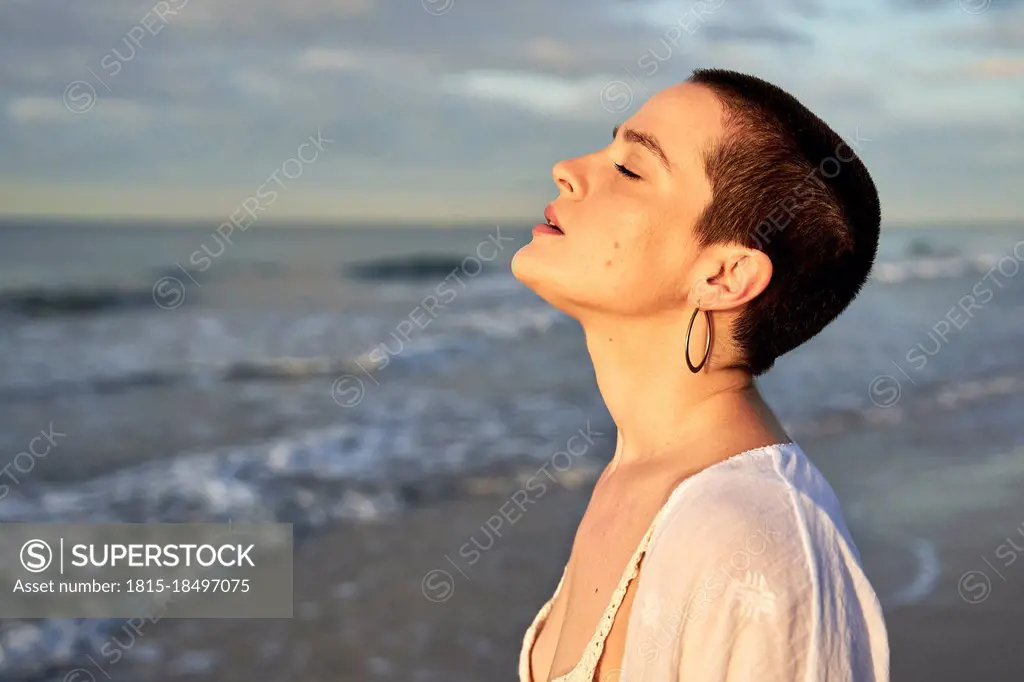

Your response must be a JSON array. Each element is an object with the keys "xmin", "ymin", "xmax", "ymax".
[{"xmin": 688, "ymin": 245, "xmax": 772, "ymax": 311}]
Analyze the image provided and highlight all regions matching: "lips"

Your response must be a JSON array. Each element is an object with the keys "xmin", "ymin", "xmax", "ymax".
[{"xmin": 543, "ymin": 205, "xmax": 564, "ymax": 234}]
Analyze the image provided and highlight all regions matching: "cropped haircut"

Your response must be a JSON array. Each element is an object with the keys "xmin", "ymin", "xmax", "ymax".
[{"xmin": 687, "ymin": 68, "xmax": 881, "ymax": 375}]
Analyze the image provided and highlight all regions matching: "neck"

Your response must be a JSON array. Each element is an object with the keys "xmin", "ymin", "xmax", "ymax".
[{"xmin": 581, "ymin": 311, "xmax": 787, "ymax": 474}]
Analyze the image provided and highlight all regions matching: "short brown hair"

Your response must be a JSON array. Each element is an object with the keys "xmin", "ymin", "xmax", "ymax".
[{"xmin": 688, "ymin": 68, "xmax": 881, "ymax": 375}]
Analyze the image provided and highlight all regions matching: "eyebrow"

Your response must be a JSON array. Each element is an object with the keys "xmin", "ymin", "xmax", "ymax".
[{"xmin": 612, "ymin": 124, "xmax": 672, "ymax": 172}]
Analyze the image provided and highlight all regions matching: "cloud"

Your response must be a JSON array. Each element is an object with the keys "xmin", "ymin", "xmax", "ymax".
[
  {"xmin": 439, "ymin": 70, "xmax": 621, "ymax": 120},
  {"xmin": 700, "ymin": 23, "xmax": 813, "ymax": 45},
  {"xmin": 943, "ymin": 13, "xmax": 1024, "ymax": 50},
  {"xmin": 296, "ymin": 48, "xmax": 364, "ymax": 73},
  {"xmin": 0, "ymin": 0, "xmax": 1021, "ymax": 221},
  {"xmin": 892, "ymin": 0, "xmax": 1024, "ymax": 11},
  {"xmin": 8, "ymin": 96, "xmax": 152, "ymax": 126},
  {"xmin": 964, "ymin": 57, "xmax": 1024, "ymax": 79}
]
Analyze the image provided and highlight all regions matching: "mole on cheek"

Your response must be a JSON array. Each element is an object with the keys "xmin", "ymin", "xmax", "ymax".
[{"xmin": 613, "ymin": 241, "xmax": 620, "ymax": 249}]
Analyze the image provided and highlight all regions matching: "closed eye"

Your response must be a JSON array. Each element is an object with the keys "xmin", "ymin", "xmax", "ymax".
[{"xmin": 615, "ymin": 163, "xmax": 642, "ymax": 180}]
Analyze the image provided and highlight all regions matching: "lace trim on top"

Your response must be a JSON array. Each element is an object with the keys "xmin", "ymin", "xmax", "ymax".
[
  {"xmin": 519, "ymin": 520, "xmax": 661, "ymax": 682},
  {"xmin": 519, "ymin": 443, "xmax": 795, "ymax": 681}
]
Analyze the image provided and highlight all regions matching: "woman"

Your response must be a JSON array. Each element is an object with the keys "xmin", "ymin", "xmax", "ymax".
[{"xmin": 512, "ymin": 69, "xmax": 889, "ymax": 681}]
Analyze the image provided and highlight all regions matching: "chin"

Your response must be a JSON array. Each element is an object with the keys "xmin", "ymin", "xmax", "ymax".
[
  {"xmin": 512, "ymin": 241, "xmax": 556, "ymax": 288},
  {"xmin": 511, "ymin": 246, "xmax": 587, "ymax": 318}
]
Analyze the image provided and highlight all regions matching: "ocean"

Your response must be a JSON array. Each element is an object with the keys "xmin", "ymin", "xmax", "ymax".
[{"xmin": 0, "ymin": 218, "xmax": 1022, "ymax": 678}]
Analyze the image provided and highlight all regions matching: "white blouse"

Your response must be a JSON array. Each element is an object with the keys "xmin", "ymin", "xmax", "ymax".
[{"xmin": 519, "ymin": 442, "xmax": 890, "ymax": 681}]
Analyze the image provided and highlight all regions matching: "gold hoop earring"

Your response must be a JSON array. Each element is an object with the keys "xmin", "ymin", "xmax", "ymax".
[{"xmin": 685, "ymin": 307, "xmax": 713, "ymax": 373}]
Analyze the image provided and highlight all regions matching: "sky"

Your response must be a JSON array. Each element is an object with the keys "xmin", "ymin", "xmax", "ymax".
[{"xmin": 0, "ymin": 0, "xmax": 1022, "ymax": 224}]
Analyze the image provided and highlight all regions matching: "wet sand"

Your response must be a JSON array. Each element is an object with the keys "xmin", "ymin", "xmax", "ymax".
[
  {"xmin": 80, "ymin": 386, "xmax": 1024, "ymax": 682},
  {"xmin": 101, "ymin": 467, "xmax": 1024, "ymax": 681},
  {"xmin": 96, "ymin": 482, "xmax": 589, "ymax": 682}
]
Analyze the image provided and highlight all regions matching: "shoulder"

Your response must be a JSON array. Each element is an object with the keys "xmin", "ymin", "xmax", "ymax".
[
  {"xmin": 647, "ymin": 468, "xmax": 814, "ymax": 603},
  {"xmin": 636, "ymin": 443, "xmax": 863, "ymax": 626},
  {"xmin": 649, "ymin": 444, "xmax": 831, "ymax": 572},
  {"xmin": 621, "ymin": 465, "xmax": 819, "ymax": 679},
  {"xmin": 622, "ymin": 444, "xmax": 890, "ymax": 680}
]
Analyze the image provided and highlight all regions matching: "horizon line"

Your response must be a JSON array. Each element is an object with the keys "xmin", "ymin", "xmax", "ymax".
[{"xmin": 0, "ymin": 213, "xmax": 1019, "ymax": 230}]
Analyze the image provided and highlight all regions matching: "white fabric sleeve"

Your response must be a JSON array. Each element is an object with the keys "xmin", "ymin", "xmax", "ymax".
[{"xmin": 619, "ymin": 467, "xmax": 888, "ymax": 682}]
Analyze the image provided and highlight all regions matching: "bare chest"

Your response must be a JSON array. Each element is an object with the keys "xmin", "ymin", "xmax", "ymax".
[{"xmin": 530, "ymin": 497, "xmax": 659, "ymax": 681}]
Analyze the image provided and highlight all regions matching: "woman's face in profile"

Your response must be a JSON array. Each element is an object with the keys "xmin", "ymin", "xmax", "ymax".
[{"xmin": 511, "ymin": 83, "xmax": 725, "ymax": 320}]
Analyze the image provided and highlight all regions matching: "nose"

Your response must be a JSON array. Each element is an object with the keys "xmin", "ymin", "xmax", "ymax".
[{"xmin": 551, "ymin": 157, "xmax": 583, "ymax": 198}]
